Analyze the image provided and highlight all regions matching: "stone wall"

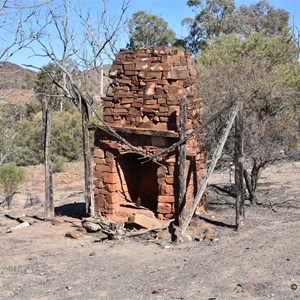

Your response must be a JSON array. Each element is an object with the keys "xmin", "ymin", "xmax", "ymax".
[
  {"xmin": 103, "ymin": 46, "xmax": 201, "ymax": 131},
  {"xmin": 93, "ymin": 46, "xmax": 206, "ymax": 220}
]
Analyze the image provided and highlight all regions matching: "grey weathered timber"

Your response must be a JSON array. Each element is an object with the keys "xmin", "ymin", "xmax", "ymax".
[
  {"xmin": 177, "ymin": 102, "xmax": 239, "ymax": 241},
  {"xmin": 89, "ymin": 124, "xmax": 179, "ymax": 138},
  {"xmin": 81, "ymin": 97, "xmax": 94, "ymax": 216},
  {"xmin": 44, "ymin": 100, "xmax": 54, "ymax": 218},
  {"xmin": 178, "ymin": 96, "xmax": 187, "ymax": 225},
  {"xmin": 235, "ymin": 100, "xmax": 245, "ymax": 228}
]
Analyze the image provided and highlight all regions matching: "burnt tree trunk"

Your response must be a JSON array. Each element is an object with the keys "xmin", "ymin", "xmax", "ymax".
[
  {"xmin": 43, "ymin": 100, "xmax": 54, "ymax": 218},
  {"xmin": 244, "ymin": 169, "xmax": 257, "ymax": 206},
  {"xmin": 244, "ymin": 158, "xmax": 268, "ymax": 205},
  {"xmin": 178, "ymin": 96, "xmax": 187, "ymax": 225},
  {"xmin": 235, "ymin": 101, "xmax": 245, "ymax": 229}
]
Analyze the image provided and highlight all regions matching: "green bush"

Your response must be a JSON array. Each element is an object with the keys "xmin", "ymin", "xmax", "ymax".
[
  {"xmin": 52, "ymin": 155, "xmax": 68, "ymax": 173},
  {"xmin": 13, "ymin": 109, "xmax": 82, "ymax": 166},
  {"xmin": 0, "ymin": 163, "xmax": 26, "ymax": 207}
]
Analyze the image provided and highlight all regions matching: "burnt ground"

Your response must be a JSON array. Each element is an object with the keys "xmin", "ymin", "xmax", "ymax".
[{"xmin": 0, "ymin": 161, "xmax": 299, "ymax": 300}]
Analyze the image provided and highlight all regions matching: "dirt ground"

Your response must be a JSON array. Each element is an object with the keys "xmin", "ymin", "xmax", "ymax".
[{"xmin": 0, "ymin": 160, "xmax": 299, "ymax": 300}]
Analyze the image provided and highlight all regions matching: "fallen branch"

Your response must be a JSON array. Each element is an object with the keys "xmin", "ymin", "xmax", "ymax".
[
  {"xmin": 123, "ymin": 219, "xmax": 175, "ymax": 238},
  {"xmin": 4, "ymin": 214, "xmax": 26, "ymax": 223},
  {"xmin": 83, "ymin": 216, "xmax": 174, "ymax": 240}
]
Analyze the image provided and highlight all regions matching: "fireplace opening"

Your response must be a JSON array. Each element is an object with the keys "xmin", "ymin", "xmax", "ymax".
[{"xmin": 116, "ymin": 153, "xmax": 159, "ymax": 214}]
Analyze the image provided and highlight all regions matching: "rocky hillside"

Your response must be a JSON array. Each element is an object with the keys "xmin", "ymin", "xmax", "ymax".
[
  {"xmin": 0, "ymin": 61, "xmax": 112, "ymax": 104},
  {"xmin": 0, "ymin": 61, "xmax": 36, "ymax": 90}
]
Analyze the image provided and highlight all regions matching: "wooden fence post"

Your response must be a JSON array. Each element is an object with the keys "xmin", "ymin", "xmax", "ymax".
[
  {"xmin": 178, "ymin": 96, "xmax": 187, "ymax": 225},
  {"xmin": 235, "ymin": 100, "xmax": 245, "ymax": 229},
  {"xmin": 81, "ymin": 97, "xmax": 94, "ymax": 217},
  {"xmin": 44, "ymin": 100, "xmax": 54, "ymax": 218}
]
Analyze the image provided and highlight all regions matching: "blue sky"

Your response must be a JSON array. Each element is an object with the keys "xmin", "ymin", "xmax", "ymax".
[
  {"xmin": 122, "ymin": 0, "xmax": 300, "ymax": 37},
  {"xmin": 8, "ymin": 0, "xmax": 300, "ymax": 68}
]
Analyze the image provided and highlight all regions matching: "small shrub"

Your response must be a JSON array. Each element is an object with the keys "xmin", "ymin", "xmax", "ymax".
[
  {"xmin": 24, "ymin": 193, "xmax": 41, "ymax": 208},
  {"xmin": 0, "ymin": 163, "xmax": 26, "ymax": 208},
  {"xmin": 52, "ymin": 155, "xmax": 68, "ymax": 173}
]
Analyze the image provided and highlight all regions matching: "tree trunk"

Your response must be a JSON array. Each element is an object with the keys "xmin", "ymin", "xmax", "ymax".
[
  {"xmin": 235, "ymin": 100, "xmax": 245, "ymax": 229},
  {"xmin": 178, "ymin": 96, "xmax": 187, "ymax": 225},
  {"xmin": 81, "ymin": 97, "xmax": 94, "ymax": 217},
  {"xmin": 244, "ymin": 169, "xmax": 257, "ymax": 206},
  {"xmin": 44, "ymin": 100, "xmax": 54, "ymax": 218}
]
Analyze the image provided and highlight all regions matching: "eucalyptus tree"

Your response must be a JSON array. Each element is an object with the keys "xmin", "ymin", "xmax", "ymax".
[
  {"xmin": 196, "ymin": 31, "xmax": 300, "ymax": 203},
  {"xmin": 127, "ymin": 10, "xmax": 175, "ymax": 49}
]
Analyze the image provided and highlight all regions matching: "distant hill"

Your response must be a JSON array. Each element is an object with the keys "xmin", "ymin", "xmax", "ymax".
[
  {"xmin": 0, "ymin": 62, "xmax": 112, "ymax": 104},
  {"xmin": 0, "ymin": 61, "xmax": 36, "ymax": 90}
]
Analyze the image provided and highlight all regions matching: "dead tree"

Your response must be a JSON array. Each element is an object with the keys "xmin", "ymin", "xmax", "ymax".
[
  {"xmin": 0, "ymin": 1, "xmax": 50, "ymax": 167},
  {"xmin": 0, "ymin": 1, "xmax": 50, "ymax": 62},
  {"xmin": 29, "ymin": 0, "xmax": 129, "ymax": 215}
]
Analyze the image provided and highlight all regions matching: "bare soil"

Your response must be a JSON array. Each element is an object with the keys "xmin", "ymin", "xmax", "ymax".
[{"xmin": 0, "ymin": 161, "xmax": 299, "ymax": 300}]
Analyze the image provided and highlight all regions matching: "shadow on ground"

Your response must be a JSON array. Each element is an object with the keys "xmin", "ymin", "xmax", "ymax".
[{"xmin": 55, "ymin": 202, "xmax": 86, "ymax": 218}]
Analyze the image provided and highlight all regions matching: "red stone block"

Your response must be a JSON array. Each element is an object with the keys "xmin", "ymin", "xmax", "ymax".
[
  {"xmin": 157, "ymin": 166, "xmax": 167, "ymax": 178},
  {"xmin": 94, "ymin": 170, "xmax": 102, "ymax": 179},
  {"xmin": 157, "ymin": 203, "xmax": 172, "ymax": 214},
  {"xmin": 157, "ymin": 214, "xmax": 165, "ymax": 220},
  {"xmin": 103, "ymin": 116, "xmax": 114, "ymax": 123},
  {"xmin": 165, "ymin": 177, "xmax": 174, "ymax": 184},
  {"xmin": 105, "ymin": 151, "xmax": 114, "ymax": 159},
  {"xmin": 158, "ymin": 106, "xmax": 168, "ymax": 113},
  {"xmin": 158, "ymin": 195, "xmax": 175, "ymax": 203},
  {"xmin": 99, "ymin": 188, "xmax": 110, "ymax": 195},
  {"xmin": 164, "ymin": 214, "xmax": 174, "ymax": 219},
  {"xmin": 103, "ymin": 100, "xmax": 114, "ymax": 108},
  {"xmin": 107, "ymin": 203, "xmax": 119, "ymax": 210},
  {"xmin": 95, "ymin": 164, "xmax": 104, "ymax": 171},
  {"xmin": 113, "ymin": 108, "xmax": 128, "ymax": 114},
  {"xmin": 123, "ymin": 63, "xmax": 135, "ymax": 71},
  {"xmin": 124, "ymin": 70, "xmax": 138, "ymax": 76},
  {"xmin": 94, "ymin": 194, "xmax": 105, "ymax": 206},
  {"xmin": 157, "ymin": 97, "xmax": 167, "ymax": 104},
  {"xmin": 94, "ymin": 148, "xmax": 105, "ymax": 158},
  {"xmin": 116, "ymin": 78, "xmax": 132, "ymax": 85},
  {"xmin": 105, "ymin": 192, "xmax": 119, "ymax": 204},
  {"xmin": 135, "ymin": 61, "xmax": 150, "ymax": 70},
  {"xmin": 97, "ymin": 164, "xmax": 116, "ymax": 173},
  {"xmin": 93, "ymin": 188, "xmax": 100, "ymax": 195},
  {"xmin": 147, "ymin": 71, "xmax": 162, "ymax": 79},
  {"xmin": 102, "ymin": 172, "xmax": 118, "ymax": 184},
  {"xmin": 94, "ymin": 158, "xmax": 106, "ymax": 164},
  {"xmin": 121, "ymin": 98, "xmax": 134, "ymax": 104},
  {"xmin": 106, "ymin": 183, "xmax": 118, "ymax": 192},
  {"xmin": 159, "ymin": 184, "xmax": 174, "ymax": 196}
]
